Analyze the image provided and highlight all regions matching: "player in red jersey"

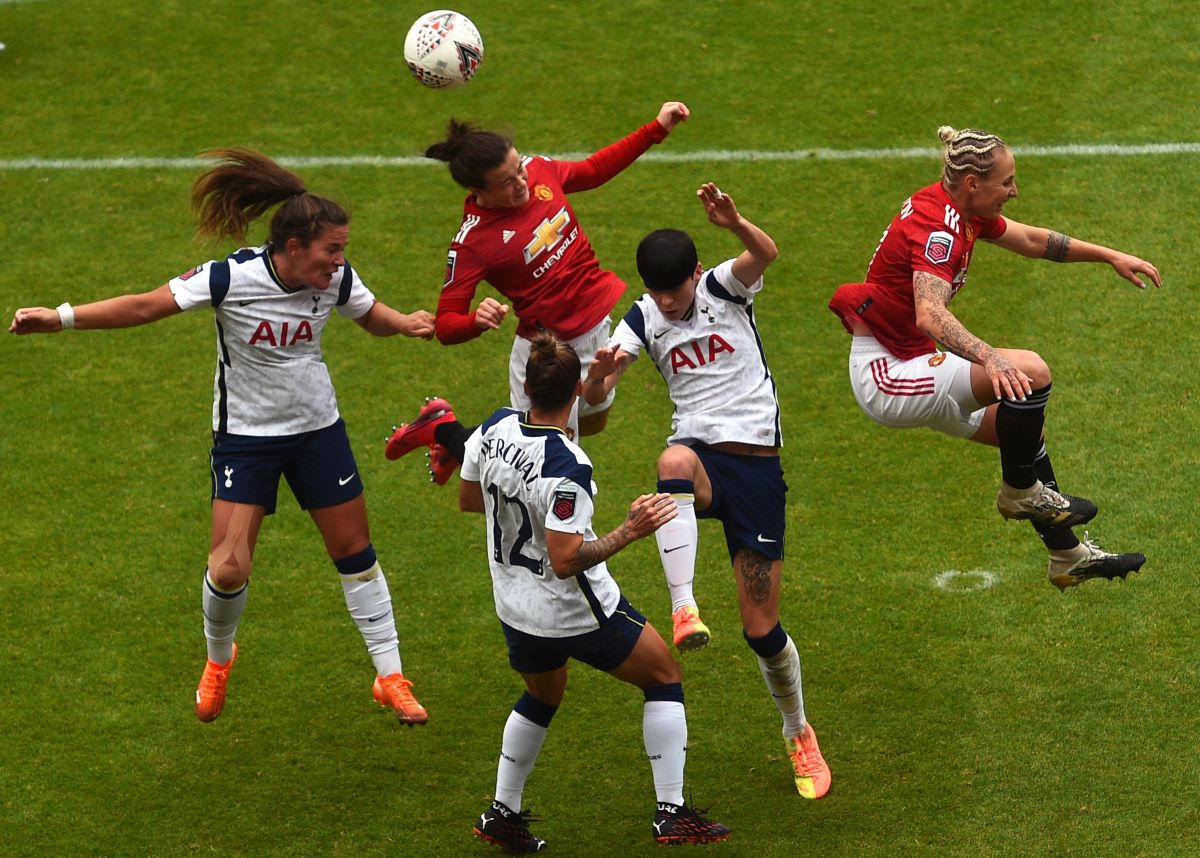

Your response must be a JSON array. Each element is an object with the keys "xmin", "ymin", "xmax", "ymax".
[
  {"xmin": 830, "ymin": 126, "xmax": 1160, "ymax": 589},
  {"xmin": 385, "ymin": 102, "xmax": 690, "ymax": 482}
]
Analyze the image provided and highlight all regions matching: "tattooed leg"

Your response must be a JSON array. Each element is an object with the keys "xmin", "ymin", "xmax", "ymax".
[{"xmin": 733, "ymin": 548, "xmax": 781, "ymax": 636}]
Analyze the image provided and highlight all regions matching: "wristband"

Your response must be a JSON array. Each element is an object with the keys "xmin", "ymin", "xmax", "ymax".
[{"xmin": 56, "ymin": 302, "xmax": 75, "ymax": 330}]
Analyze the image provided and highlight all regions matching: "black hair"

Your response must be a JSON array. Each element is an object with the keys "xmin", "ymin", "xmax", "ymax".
[{"xmin": 636, "ymin": 228, "xmax": 698, "ymax": 292}]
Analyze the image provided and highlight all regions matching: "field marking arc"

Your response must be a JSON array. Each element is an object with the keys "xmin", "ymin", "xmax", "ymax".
[{"xmin": 2, "ymin": 143, "xmax": 1200, "ymax": 171}]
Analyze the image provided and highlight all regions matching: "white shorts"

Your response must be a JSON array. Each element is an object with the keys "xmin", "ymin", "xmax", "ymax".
[
  {"xmin": 508, "ymin": 316, "xmax": 616, "ymax": 418},
  {"xmin": 848, "ymin": 336, "xmax": 985, "ymax": 439}
]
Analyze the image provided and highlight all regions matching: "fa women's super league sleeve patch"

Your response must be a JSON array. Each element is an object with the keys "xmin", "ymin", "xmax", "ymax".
[{"xmin": 552, "ymin": 489, "xmax": 577, "ymax": 521}]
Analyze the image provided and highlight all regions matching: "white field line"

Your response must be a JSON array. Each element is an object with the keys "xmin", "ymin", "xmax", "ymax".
[{"xmin": 2, "ymin": 143, "xmax": 1199, "ymax": 171}]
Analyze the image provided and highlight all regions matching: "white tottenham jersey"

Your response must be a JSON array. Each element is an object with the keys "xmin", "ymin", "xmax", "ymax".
[
  {"xmin": 461, "ymin": 408, "xmax": 621, "ymax": 637},
  {"xmin": 610, "ymin": 258, "xmax": 782, "ymax": 447},
  {"xmin": 168, "ymin": 246, "xmax": 376, "ymax": 436}
]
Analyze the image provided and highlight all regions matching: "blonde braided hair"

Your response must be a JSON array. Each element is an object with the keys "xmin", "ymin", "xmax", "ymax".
[{"xmin": 937, "ymin": 126, "xmax": 1008, "ymax": 187}]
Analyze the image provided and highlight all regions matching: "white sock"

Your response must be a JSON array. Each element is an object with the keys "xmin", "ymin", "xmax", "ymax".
[
  {"xmin": 655, "ymin": 495, "xmax": 698, "ymax": 613},
  {"xmin": 757, "ymin": 636, "xmax": 806, "ymax": 737},
  {"xmin": 495, "ymin": 711, "xmax": 548, "ymax": 812},
  {"xmin": 340, "ymin": 562, "xmax": 403, "ymax": 677},
  {"xmin": 202, "ymin": 569, "xmax": 246, "ymax": 664},
  {"xmin": 643, "ymin": 700, "xmax": 687, "ymax": 806}
]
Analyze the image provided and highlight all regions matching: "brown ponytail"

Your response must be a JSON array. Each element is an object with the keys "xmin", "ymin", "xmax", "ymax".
[
  {"xmin": 425, "ymin": 119, "xmax": 514, "ymax": 189},
  {"xmin": 525, "ymin": 333, "xmax": 581, "ymax": 412},
  {"xmin": 191, "ymin": 148, "xmax": 348, "ymax": 246}
]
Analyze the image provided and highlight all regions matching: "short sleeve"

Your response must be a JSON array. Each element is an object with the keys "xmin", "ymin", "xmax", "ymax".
[
  {"xmin": 706, "ymin": 257, "xmax": 761, "ymax": 302},
  {"xmin": 609, "ymin": 304, "xmax": 647, "ymax": 358},
  {"xmin": 543, "ymin": 479, "xmax": 594, "ymax": 535},
  {"xmin": 979, "ymin": 215, "xmax": 1007, "ymax": 241},
  {"xmin": 333, "ymin": 262, "xmax": 377, "ymax": 319},
  {"xmin": 168, "ymin": 261, "xmax": 220, "ymax": 311}
]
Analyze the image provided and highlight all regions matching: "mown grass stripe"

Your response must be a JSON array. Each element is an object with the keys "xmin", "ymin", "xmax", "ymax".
[{"xmin": 2, "ymin": 142, "xmax": 1199, "ymax": 171}]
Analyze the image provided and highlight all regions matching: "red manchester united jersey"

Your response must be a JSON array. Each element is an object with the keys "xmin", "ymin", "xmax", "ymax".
[
  {"xmin": 440, "ymin": 156, "xmax": 624, "ymax": 341},
  {"xmin": 435, "ymin": 119, "xmax": 669, "ymax": 344},
  {"xmin": 830, "ymin": 182, "xmax": 1007, "ymax": 359}
]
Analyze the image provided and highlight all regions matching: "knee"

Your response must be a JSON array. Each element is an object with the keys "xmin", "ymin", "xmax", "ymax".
[
  {"xmin": 656, "ymin": 446, "xmax": 696, "ymax": 480},
  {"xmin": 639, "ymin": 659, "xmax": 681, "ymax": 690},
  {"xmin": 654, "ymin": 658, "xmax": 682, "ymax": 685},
  {"xmin": 578, "ymin": 409, "xmax": 609, "ymax": 437},
  {"xmin": 207, "ymin": 544, "xmax": 251, "ymax": 589},
  {"xmin": 1018, "ymin": 351, "xmax": 1052, "ymax": 388},
  {"xmin": 742, "ymin": 614, "xmax": 780, "ymax": 640}
]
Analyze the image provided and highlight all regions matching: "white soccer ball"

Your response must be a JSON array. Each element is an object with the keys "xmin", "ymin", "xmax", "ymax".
[{"xmin": 403, "ymin": 10, "xmax": 484, "ymax": 90}]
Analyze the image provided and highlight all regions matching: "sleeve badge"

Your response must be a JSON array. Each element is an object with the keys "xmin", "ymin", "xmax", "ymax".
[
  {"xmin": 924, "ymin": 231, "xmax": 955, "ymax": 265},
  {"xmin": 552, "ymin": 489, "xmax": 577, "ymax": 521}
]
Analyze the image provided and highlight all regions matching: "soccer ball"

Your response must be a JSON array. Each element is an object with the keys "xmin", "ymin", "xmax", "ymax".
[{"xmin": 403, "ymin": 10, "xmax": 484, "ymax": 89}]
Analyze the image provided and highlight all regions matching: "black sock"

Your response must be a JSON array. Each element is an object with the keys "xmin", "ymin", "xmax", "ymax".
[
  {"xmin": 1030, "ymin": 440, "xmax": 1079, "ymax": 550},
  {"xmin": 1033, "ymin": 440, "xmax": 1057, "ymax": 492},
  {"xmin": 996, "ymin": 384, "xmax": 1051, "ymax": 489},
  {"xmin": 434, "ymin": 421, "xmax": 475, "ymax": 462}
]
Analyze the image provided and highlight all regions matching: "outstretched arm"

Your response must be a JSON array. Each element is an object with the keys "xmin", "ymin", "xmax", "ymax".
[
  {"xmin": 912, "ymin": 271, "xmax": 1032, "ymax": 402},
  {"xmin": 989, "ymin": 219, "xmax": 1161, "ymax": 289},
  {"xmin": 544, "ymin": 492, "xmax": 676, "ymax": 578},
  {"xmin": 560, "ymin": 101, "xmax": 690, "ymax": 193},
  {"xmin": 696, "ymin": 183, "xmax": 778, "ymax": 286},
  {"xmin": 9, "ymin": 284, "xmax": 181, "ymax": 334},
  {"xmin": 355, "ymin": 304, "xmax": 435, "ymax": 338}
]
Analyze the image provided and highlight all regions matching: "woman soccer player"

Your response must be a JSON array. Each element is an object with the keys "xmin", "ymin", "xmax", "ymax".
[
  {"xmin": 384, "ymin": 101, "xmax": 689, "ymax": 481},
  {"xmin": 829, "ymin": 126, "xmax": 1159, "ymax": 589},
  {"xmin": 10, "ymin": 149, "xmax": 435, "ymax": 725},
  {"xmin": 460, "ymin": 333, "xmax": 729, "ymax": 852},
  {"xmin": 585, "ymin": 184, "xmax": 832, "ymax": 801}
]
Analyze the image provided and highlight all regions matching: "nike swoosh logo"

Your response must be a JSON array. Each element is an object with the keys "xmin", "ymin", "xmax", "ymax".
[
  {"xmin": 756, "ymin": 534, "xmax": 778, "ymax": 543},
  {"xmin": 238, "ymin": 299, "xmax": 263, "ymax": 306},
  {"xmin": 663, "ymin": 544, "xmax": 689, "ymax": 553},
  {"xmin": 654, "ymin": 330, "xmax": 668, "ymax": 339},
  {"xmin": 338, "ymin": 474, "xmax": 356, "ymax": 486}
]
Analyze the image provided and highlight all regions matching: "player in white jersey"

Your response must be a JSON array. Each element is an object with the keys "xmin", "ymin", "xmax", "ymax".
[
  {"xmin": 586, "ymin": 184, "xmax": 832, "ymax": 800},
  {"xmin": 10, "ymin": 149, "xmax": 436, "ymax": 726},
  {"xmin": 459, "ymin": 334, "xmax": 729, "ymax": 851}
]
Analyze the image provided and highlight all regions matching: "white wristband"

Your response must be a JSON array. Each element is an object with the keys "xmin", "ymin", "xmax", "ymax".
[{"xmin": 56, "ymin": 302, "xmax": 75, "ymax": 330}]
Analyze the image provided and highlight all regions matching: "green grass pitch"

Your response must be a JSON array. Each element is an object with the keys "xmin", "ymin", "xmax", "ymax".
[{"xmin": 2, "ymin": 1, "xmax": 1198, "ymax": 855}]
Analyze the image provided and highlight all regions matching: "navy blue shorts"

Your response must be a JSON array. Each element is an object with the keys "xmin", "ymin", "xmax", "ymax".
[
  {"xmin": 209, "ymin": 417, "xmax": 364, "ymax": 515},
  {"xmin": 501, "ymin": 595, "xmax": 648, "ymax": 674},
  {"xmin": 690, "ymin": 444, "xmax": 787, "ymax": 562}
]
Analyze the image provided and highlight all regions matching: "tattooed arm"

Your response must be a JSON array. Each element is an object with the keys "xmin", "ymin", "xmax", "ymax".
[
  {"xmin": 912, "ymin": 270, "xmax": 1032, "ymax": 402},
  {"xmin": 545, "ymin": 492, "xmax": 676, "ymax": 579},
  {"xmin": 989, "ymin": 219, "xmax": 1162, "ymax": 288}
]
